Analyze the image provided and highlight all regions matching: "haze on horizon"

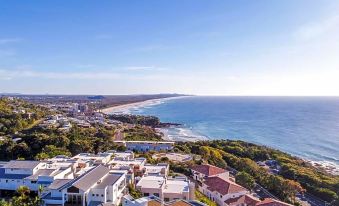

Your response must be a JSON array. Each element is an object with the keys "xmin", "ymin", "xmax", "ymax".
[{"xmin": 1, "ymin": 0, "xmax": 339, "ymax": 96}]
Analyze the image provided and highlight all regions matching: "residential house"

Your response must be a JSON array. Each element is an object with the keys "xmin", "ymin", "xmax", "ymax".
[
  {"xmin": 122, "ymin": 195, "xmax": 207, "ymax": 206},
  {"xmin": 114, "ymin": 141, "xmax": 174, "ymax": 152},
  {"xmin": 190, "ymin": 164, "xmax": 229, "ymax": 182},
  {"xmin": 143, "ymin": 163, "xmax": 169, "ymax": 177},
  {"xmin": 42, "ymin": 165, "xmax": 127, "ymax": 206},
  {"xmin": 135, "ymin": 175, "xmax": 194, "ymax": 202},
  {"xmin": 198, "ymin": 176, "xmax": 248, "ymax": 206}
]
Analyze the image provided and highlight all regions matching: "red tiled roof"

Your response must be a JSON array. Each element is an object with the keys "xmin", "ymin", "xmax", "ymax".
[
  {"xmin": 203, "ymin": 176, "xmax": 247, "ymax": 195},
  {"xmin": 256, "ymin": 198, "xmax": 293, "ymax": 206},
  {"xmin": 190, "ymin": 164, "xmax": 226, "ymax": 176},
  {"xmin": 225, "ymin": 194, "xmax": 260, "ymax": 206}
]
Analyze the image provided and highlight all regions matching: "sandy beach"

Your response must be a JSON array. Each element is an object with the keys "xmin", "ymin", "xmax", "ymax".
[{"xmin": 101, "ymin": 96, "xmax": 185, "ymax": 114}]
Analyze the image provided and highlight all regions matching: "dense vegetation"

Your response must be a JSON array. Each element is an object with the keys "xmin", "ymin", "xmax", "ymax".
[
  {"xmin": 109, "ymin": 114, "xmax": 161, "ymax": 127},
  {"xmin": 123, "ymin": 125, "xmax": 163, "ymax": 141},
  {"xmin": 0, "ymin": 125, "xmax": 117, "ymax": 160},
  {"xmin": 0, "ymin": 98, "xmax": 50, "ymax": 135},
  {"xmin": 195, "ymin": 190, "xmax": 217, "ymax": 206},
  {"xmin": 174, "ymin": 140, "xmax": 339, "ymax": 204},
  {"xmin": 0, "ymin": 186, "xmax": 41, "ymax": 206}
]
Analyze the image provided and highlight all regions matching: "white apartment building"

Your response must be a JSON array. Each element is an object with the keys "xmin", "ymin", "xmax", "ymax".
[
  {"xmin": 42, "ymin": 165, "xmax": 127, "ymax": 206},
  {"xmin": 143, "ymin": 163, "xmax": 169, "ymax": 177},
  {"xmin": 0, "ymin": 160, "xmax": 73, "ymax": 192}
]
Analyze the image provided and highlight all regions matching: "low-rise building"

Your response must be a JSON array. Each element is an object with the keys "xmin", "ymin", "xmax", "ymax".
[
  {"xmin": 198, "ymin": 176, "xmax": 248, "ymax": 206},
  {"xmin": 110, "ymin": 151, "xmax": 134, "ymax": 161},
  {"xmin": 0, "ymin": 161, "xmax": 46, "ymax": 191},
  {"xmin": 135, "ymin": 175, "xmax": 194, "ymax": 202},
  {"xmin": 122, "ymin": 195, "xmax": 207, "ymax": 206},
  {"xmin": 114, "ymin": 141, "xmax": 174, "ymax": 152},
  {"xmin": 190, "ymin": 164, "xmax": 229, "ymax": 182},
  {"xmin": 143, "ymin": 163, "xmax": 169, "ymax": 177},
  {"xmin": 256, "ymin": 198, "xmax": 293, "ymax": 206},
  {"xmin": 152, "ymin": 153, "xmax": 193, "ymax": 163},
  {"xmin": 42, "ymin": 165, "xmax": 127, "ymax": 206},
  {"xmin": 72, "ymin": 152, "xmax": 112, "ymax": 165}
]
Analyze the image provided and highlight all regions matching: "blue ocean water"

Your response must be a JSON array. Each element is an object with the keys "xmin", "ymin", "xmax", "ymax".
[{"xmin": 131, "ymin": 96, "xmax": 339, "ymax": 170}]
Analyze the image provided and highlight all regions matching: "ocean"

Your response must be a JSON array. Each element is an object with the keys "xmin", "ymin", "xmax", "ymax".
[{"xmin": 118, "ymin": 96, "xmax": 339, "ymax": 173}]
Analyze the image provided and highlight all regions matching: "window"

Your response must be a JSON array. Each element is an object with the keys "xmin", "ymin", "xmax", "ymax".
[
  {"xmin": 96, "ymin": 194, "xmax": 99, "ymax": 196},
  {"xmin": 144, "ymin": 193, "xmax": 149, "ymax": 196},
  {"xmin": 101, "ymin": 194, "xmax": 104, "ymax": 197},
  {"xmin": 92, "ymin": 194, "xmax": 94, "ymax": 196},
  {"xmin": 154, "ymin": 193, "xmax": 159, "ymax": 197},
  {"xmin": 164, "ymin": 198, "xmax": 169, "ymax": 202}
]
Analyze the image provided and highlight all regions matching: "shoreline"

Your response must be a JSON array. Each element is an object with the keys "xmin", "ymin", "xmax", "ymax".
[{"xmin": 101, "ymin": 96, "xmax": 186, "ymax": 114}]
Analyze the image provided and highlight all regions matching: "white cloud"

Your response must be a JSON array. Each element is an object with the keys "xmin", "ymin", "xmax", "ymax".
[
  {"xmin": 0, "ymin": 69, "xmax": 121, "ymax": 80},
  {"xmin": 124, "ymin": 66, "xmax": 167, "ymax": 71},
  {"xmin": 294, "ymin": 15, "xmax": 339, "ymax": 41}
]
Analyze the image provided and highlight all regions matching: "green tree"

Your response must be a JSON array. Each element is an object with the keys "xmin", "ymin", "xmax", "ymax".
[{"xmin": 236, "ymin": 171, "xmax": 255, "ymax": 190}]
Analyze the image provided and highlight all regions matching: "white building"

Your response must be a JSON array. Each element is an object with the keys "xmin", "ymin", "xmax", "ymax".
[
  {"xmin": 135, "ymin": 175, "xmax": 194, "ymax": 202},
  {"xmin": 114, "ymin": 141, "xmax": 174, "ymax": 152},
  {"xmin": 72, "ymin": 152, "xmax": 112, "ymax": 165},
  {"xmin": 122, "ymin": 195, "xmax": 207, "ymax": 206},
  {"xmin": 109, "ymin": 151, "xmax": 134, "ymax": 161},
  {"xmin": 0, "ymin": 160, "xmax": 73, "ymax": 192},
  {"xmin": 143, "ymin": 163, "xmax": 169, "ymax": 177},
  {"xmin": 42, "ymin": 165, "xmax": 127, "ymax": 206}
]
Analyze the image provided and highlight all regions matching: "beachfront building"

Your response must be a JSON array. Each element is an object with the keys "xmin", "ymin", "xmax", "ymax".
[
  {"xmin": 135, "ymin": 175, "xmax": 195, "ymax": 202},
  {"xmin": 114, "ymin": 141, "xmax": 175, "ymax": 152},
  {"xmin": 42, "ymin": 165, "xmax": 127, "ymax": 206},
  {"xmin": 190, "ymin": 164, "xmax": 229, "ymax": 182},
  {"xmin": 122, "ymin": 195, "xmax": 207, "ymax": 206}
]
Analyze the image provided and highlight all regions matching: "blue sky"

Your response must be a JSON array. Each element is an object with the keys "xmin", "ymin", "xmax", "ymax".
[{"xmin": 1, "ymin": 0, "xmax": 339, "ymax": 95}]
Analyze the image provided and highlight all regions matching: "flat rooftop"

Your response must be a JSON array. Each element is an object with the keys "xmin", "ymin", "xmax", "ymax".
[
  {"xmin": 164, "ymin": 179, "xmax": 189, "ymax": 194},
  {"xmin": 136, "ymin": 176, "xmax": 164, "ymax": 189}
]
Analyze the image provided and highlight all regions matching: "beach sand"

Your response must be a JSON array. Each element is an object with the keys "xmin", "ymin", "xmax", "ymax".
[{"xmin": 101, "ymin": 96, "xmax": 183, "ymax": 114}]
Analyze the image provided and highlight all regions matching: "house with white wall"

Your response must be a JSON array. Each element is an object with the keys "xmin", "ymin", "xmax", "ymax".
[
  {"xmin": 143, "ymin": 163, "xmax": 169, "ymax": 177},
  {"xmin": 49, "ymin": 165, "xmax": 127, "ymax": 206},
  {"xmin": 135, "ymin": 175, "xmax": 194, "ymax": 202},
  {"xmin": 114, "ymin": 141, "xmax": 174, "ymax": 152},
  {"xmin": 0, "ymin": 160, "xmax": 75, "ymax": 192},
  {"xmin": 0, "ymin": 160, "xmax": 46, "ymax": 191}
]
